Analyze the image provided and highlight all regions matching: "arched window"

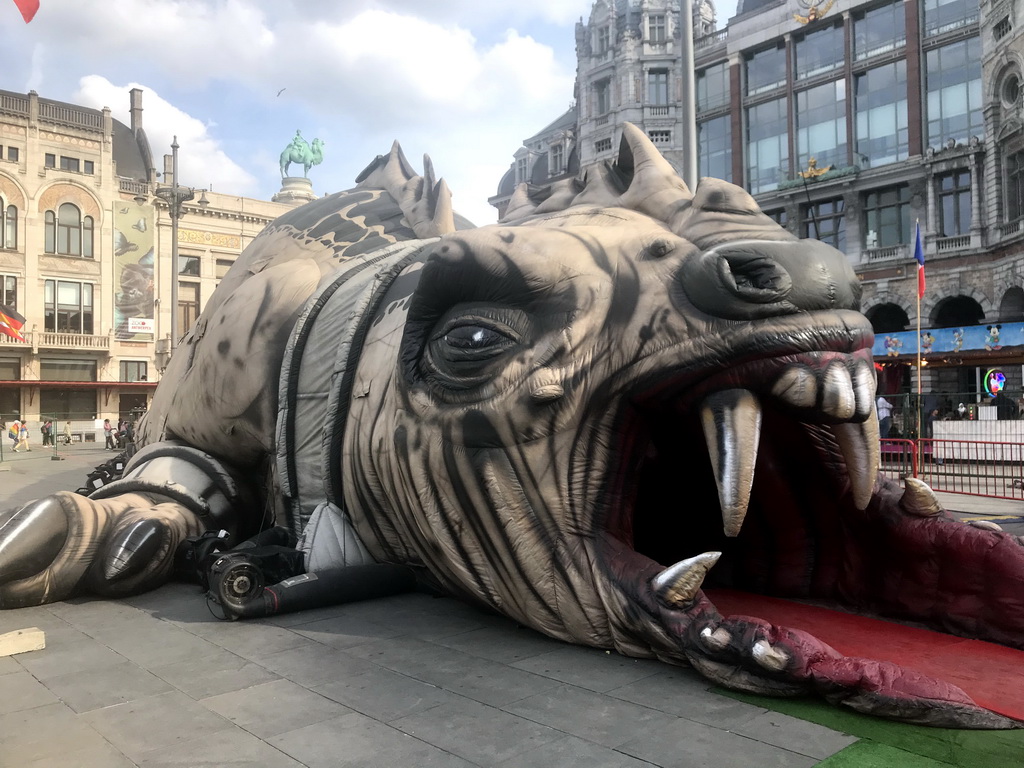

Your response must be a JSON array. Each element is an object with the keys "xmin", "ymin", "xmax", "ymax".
[
  {"xmin": 44, "ymin": 203, "xmax": 92, "ymax": 257},
  {"xmin": 2, "ymin": 203, "xmax": 15, "ymax": 250},
  {"xmin": 57, "ymin": 203, "xmax": 81, "ymax": 256}
]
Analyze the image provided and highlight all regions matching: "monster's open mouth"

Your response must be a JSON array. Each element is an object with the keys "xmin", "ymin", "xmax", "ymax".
[{"xmin": 601, "ymin": 335, "xmax": 880, "ymax": 620}]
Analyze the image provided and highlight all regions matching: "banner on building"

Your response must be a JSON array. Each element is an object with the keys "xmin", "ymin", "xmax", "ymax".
[
  {"xmin": 873, "ymin": 322, "xmax": 1024, "ymax": 358},
  {"xmin": 113, "ymin": 201, "xmax": 155, "ymax": 341}
]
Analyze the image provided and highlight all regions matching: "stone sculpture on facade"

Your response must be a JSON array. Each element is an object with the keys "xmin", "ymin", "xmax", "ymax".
[{"xmin": 0, "ymin": 125, "xmax": 1022, "ymax": 729}]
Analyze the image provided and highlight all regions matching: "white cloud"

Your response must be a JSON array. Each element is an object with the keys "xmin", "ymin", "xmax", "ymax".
[{"xmin": 74, "ymin": 76, "xmax": 259, "ymax": 194}]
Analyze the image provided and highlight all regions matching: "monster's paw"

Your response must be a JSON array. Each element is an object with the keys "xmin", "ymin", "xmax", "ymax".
[
  {"xmin": 0, "ymin": 491, "xmax": 203, "ymax": 608},
  {"xmin": 684, "ymin": 613, "xmax": 1020, "ymax": 729}
]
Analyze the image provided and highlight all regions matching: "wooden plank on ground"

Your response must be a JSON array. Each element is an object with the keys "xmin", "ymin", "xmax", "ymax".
[{"xmin": 0, "ymin": 628, "xmax": 45, "ymax": 657}]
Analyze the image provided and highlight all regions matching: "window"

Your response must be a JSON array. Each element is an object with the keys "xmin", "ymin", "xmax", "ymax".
[
  {"xmin": 0, "ymin": 359, "xmax": 18, "ymax": 418},
  {"xmin": 994, "ymin": 17, "xmax": 1012, "ymax": 40},
  {"xmin": 803, "ymin": 198, "xmax": 846, "ymax": 251},
  {"xmin": 178, "ymin": 255, "xmax": 200, "ymax": 276},
  {"xmin": 698, "ymin": 115, "xmax": 731, "ymax": 182},
  {"xmin": 178, "ymin": 282, "xmax": 200, "ymax": 338},
  {"xmin": 854, "ymin": 61, "xmax": 909, "ymax": 167},
  {"xmin": 516, "ymin": 157, "xmax": 529, "ymax": 183},
  {"xmin": 44, "ymin": 153, "xmax": 55, "ymax": 168},
  {"xmin": 83, "ymin": 160, "xmax": 94, "ymax": 175},
  {"xmin": 595, "ymin": 137, "xmax": 613, "ymax": 153},
  {"xmin": 59, "ymin": 156, "xmax": 80, "ymax": 173},
  {"xmin": 923, "ymin": 0, "xmax": 979, "ymax": 37},
  {"xmin": 6, "ymin": 147, "xmax": 18, "ymax": 162},
  {"xmin": 765, "ymin": 209, "xmax": 788, "ymax": 228},
  {"xmin": 1, "ymin": 275, "xmax": 16, "ymax": 310},
  {"xmin": 44, "ymin": 279, "xmax": 94, "ymax": 334},
  {"xmin": 41, "ymin": 359, "xmax": 97, "ymax": 381},
  {"xmin": 120, "ymin": 361, "xmax": 148, "ymax": 382},
  {"xmin": 45, "ymin": 203, "xmax": 93, "ymax": 258},
  {"xmin": 596, "ymin": 26, "xmax": 610, "ymax": 54},
  {"xmin": 854, "ymin": 1, "xmax": 906, "ymax": 60},
  {"xmin": 595, "ymin": 79, "xmax": 611, "ymax": 114},
  {"xmin": 39, "ymin": 385, "xmax": 97, "ymax": 421},
  {"xmin": 697, "ymin": 61, "xmax": 730, "ymax": 112},
  {"xmin": 215, "ymin": 259, "xmax": 234, "ymax": 280},
  {"xmin": 3, "ymin": 204, "xmax": 16, "ymax": 250},
  {"xmin": 926, "ymin": 38, "xmax": 983, "ymax": 145},
  {"xmin": 746, "ymin": 98, "xmax": 789, "ymax": 194},
  {"xmin": 796, "ymin": 80, "xmax": 847, "ymax": 171},
  {"xmin": 746, "ymin": 45, "xmax": 786, "ymax": 95},
  {"xmin": 550, "ymin": 144, "xmax": 564, "ymax": 175},
  {"xmin": 1007, "ymin": 151, "xmax": 1024, "ymax": 221},
  {"xmin": 648, "ymin": 130, "xmax": 671, "ymax": 144},
  {"xmin": 649, "ymin": 14, "xmax": 666, "ymax": 42},
  {"xmin": 863, "ymin": 186, "xmax": 911, "ymax": 248},
  {"xmin": 795, "ymin": 24, "xmax": 844, "ymax": 80},
  {"xmin": 937, "ymin": 170, "xmax": 971, "ymax": 237},
  {"xmin": 648, "ymin": 70, "xmax": 669, "ymax": 105}
]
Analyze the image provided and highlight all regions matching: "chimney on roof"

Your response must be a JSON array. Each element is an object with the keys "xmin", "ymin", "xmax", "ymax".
[{"xmin": 130, "ymin": 88, "xmax": 143, "ymax": 134}]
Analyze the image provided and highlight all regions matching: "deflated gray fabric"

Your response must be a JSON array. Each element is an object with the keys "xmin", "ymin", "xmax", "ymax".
[{"xmin": 276, "ymin": 240, "xmax": 430, "ymax": 565}]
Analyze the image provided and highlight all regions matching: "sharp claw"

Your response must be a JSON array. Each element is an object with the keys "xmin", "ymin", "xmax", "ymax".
[
  {"xmin": 700, "ymin": 625, "xmax": 732, "ymax": 652},
  {"xmin": 968, "ymin": 520, "xmax": 1003, "ymax": 532},
  {"xmin": 900, "ymin": 477, "xmax": 944, "ymax": 517},
  {"xmin": 652, "ymin": 552, "xmax": 721, "ymax": 608},
  {"xmin": 752, "ymin": 639, "xmax": 790, "ymax": 672},
  {"xmin": 101, "ymin": 519, "xmax": 166, "ymax": 582},
  {"xmin": 0, "ymin": 498, "xmax": 70, "ymax": 585}
]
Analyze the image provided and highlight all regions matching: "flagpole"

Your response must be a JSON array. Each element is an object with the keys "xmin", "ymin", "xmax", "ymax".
[{"xmin": 914, "ymin": 219, "xmax": 922, "ymax": 452}]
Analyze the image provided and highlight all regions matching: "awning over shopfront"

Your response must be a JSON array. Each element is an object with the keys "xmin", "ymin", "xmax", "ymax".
[{"xmin": 872, "ymin": 321, "xmax": 1024, "ymax": 364}]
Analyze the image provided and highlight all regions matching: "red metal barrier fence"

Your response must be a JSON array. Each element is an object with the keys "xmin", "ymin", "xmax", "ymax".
[{"xmin": 879, "ymin": 438, "xmax": 1024, "ymax": 501}]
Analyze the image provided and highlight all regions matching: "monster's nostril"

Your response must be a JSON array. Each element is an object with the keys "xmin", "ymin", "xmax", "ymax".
[{"xmin": 720, "ymin": 254, "xmax": 792, "ymax": 302}]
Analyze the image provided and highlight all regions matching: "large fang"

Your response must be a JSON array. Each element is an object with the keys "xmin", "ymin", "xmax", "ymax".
[
  {"xmin": 821, "ymin": 363, "xmax": 856, "ymax": 419},
  {"xmin": 831, "ymin": 410, "xmax": 880, "ymax": 510},
  {"xmin": 652, "ymin": 552, "xmax": 721, "ymax": 608},
  {"xmin": 700, "ymin": 389, "xmax": 762, "ymax": 537}
]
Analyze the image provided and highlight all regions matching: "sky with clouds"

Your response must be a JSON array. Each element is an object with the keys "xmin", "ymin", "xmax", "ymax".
[{"xmin": 2, "ymin": 0, "xmax": 738, "ymax": 225}]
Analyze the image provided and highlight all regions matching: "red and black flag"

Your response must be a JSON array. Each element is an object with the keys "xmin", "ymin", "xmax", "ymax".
[
  {"xmin": 0, "ymin": 304, "xmax": 27, "ymax": 342},
  {"xmin": 12, "ymin": 0, "xmax": 39, "ymax": 23}
]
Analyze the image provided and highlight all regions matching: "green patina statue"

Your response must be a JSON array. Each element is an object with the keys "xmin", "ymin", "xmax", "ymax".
[{"xmin": 280, "ymin": 130, "xmax": 324, "ymax": 178}]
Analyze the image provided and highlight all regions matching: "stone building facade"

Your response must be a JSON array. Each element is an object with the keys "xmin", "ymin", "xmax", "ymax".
[
  {"xmin": 494, "ymin": 0, "xmax": 1024, "ymax": 410},
  {"xmin": 0, "ymin": 88, "xmax": 291, "ymax": 437}
]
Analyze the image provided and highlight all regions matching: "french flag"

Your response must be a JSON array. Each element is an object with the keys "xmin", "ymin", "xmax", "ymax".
[
  {"xmin": 13, "ymin": 0, "xmax": 38, "ymax": 23},
  {"xmin": 913, "ymin": 222, "xmax": 925, "ymax": 299}
]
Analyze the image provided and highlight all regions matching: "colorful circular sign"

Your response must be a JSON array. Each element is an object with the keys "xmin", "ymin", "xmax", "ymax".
[{"xmin": 984, "ymin": 368, "xmax": 1006, "ymax": 397}]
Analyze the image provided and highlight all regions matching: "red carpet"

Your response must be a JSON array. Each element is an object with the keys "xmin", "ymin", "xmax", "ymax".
[{"xmin": 706, "ymin": 588, "xmax": 1024, "ymax": 722}]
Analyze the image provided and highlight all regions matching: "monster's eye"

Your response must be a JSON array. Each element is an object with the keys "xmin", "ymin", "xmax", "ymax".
[
  {"xmin": 442, "ymin": 325, "xmax": 516, "ymax": 360},
  {"xmin": 419, "ymin": 308, "xmax": 528, "ymax": 391}
]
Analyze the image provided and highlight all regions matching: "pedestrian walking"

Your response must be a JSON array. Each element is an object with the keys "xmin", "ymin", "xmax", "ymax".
[
  {"xmin": 103, "ymin": 418, "xmax": 116, "ymax": 450},
  {"xmin": 40, "ymin": 420, "xmax": 54, "ymax": 446},
  {"xmin": 14, "ymin": 421, "xmax": 30, "ymax": 452},
  {"xmin": 8, "ymin": 418, "xmax": 20, "ymax": 450},
  {"xmin": 62, "ymin": 421, "xmax": 72, "ymax": 445}
]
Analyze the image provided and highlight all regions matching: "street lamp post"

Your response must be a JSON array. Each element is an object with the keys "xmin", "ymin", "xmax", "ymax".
[{"xmin": 153, "ymin": 136, "xmax": 208, "ymax": 351}]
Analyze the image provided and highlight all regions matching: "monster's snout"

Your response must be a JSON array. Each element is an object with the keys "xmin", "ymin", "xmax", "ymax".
[{"xmin": 679, "ymin": 239, "xmax": 861, "ymax": 321}]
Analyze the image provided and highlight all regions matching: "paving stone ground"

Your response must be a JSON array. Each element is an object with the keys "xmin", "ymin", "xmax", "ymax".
[{"xmin": 0, "ymin": 444, "xmax": 1018, "ymax": 767}]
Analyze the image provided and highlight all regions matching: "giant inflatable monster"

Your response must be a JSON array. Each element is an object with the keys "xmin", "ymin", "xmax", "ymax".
[{"xmin": 1, "ymin": 125, "xmax": 1022, "ymax": 728}]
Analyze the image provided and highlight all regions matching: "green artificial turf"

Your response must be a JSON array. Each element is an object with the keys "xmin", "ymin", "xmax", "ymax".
[{"xmin": 716, "ymin": 689, "xmax": 1024, "ymax": 768}]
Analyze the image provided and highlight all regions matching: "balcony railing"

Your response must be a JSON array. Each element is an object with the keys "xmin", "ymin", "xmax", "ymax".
[
  {"xmin": 695, "ymin": 29, "xmax": 727, "ymax": 51},
  {"xmin": 999, "ymin": 218, "xmax": 1023, "ymax": 239},
  {"xmin": 864, "ymin": 244, "xmax": 906, "ymax": 262},
  {"xmin": 645, "ymin": 105, "xmax": 673, "ymax": 118},
  {"xmin": 0, "ymin": 331, "xmax": 111, "ymax": 352},
  {"xmin": 935, "ymin": 234, "xmax": 971, "ymax": 253},
  {"xmin": 119, "ymin": 178, "xmax": 150, "ymax": 197},
  {"xmin": 0, "ymin": 93, "xmax": 29, "ymax": 116},
  {"xmin": 37, "ymin": 102, "xmax": 103, "ymax": 130}
]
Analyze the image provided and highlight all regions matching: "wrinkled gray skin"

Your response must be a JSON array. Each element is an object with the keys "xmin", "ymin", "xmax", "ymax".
[{"xmin": 1, "ymin": 125, "xmax": 1022, "ymax": 729}]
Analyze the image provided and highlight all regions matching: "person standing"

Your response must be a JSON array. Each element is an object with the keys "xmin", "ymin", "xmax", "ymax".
[
  {"xmin": 40, "ymin": 420, "xmax": 53, "ymax": 446},
  {"xmin": 62, "ymin": 421, "xmax": 72, "ymax": 445},
  {"xmin": 876, "ymin": 395, "xmax": 893, "ymax": 438},
  {"xmin": 103, "ymin": 418, "xmax": 116, "ymax": 450}
]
